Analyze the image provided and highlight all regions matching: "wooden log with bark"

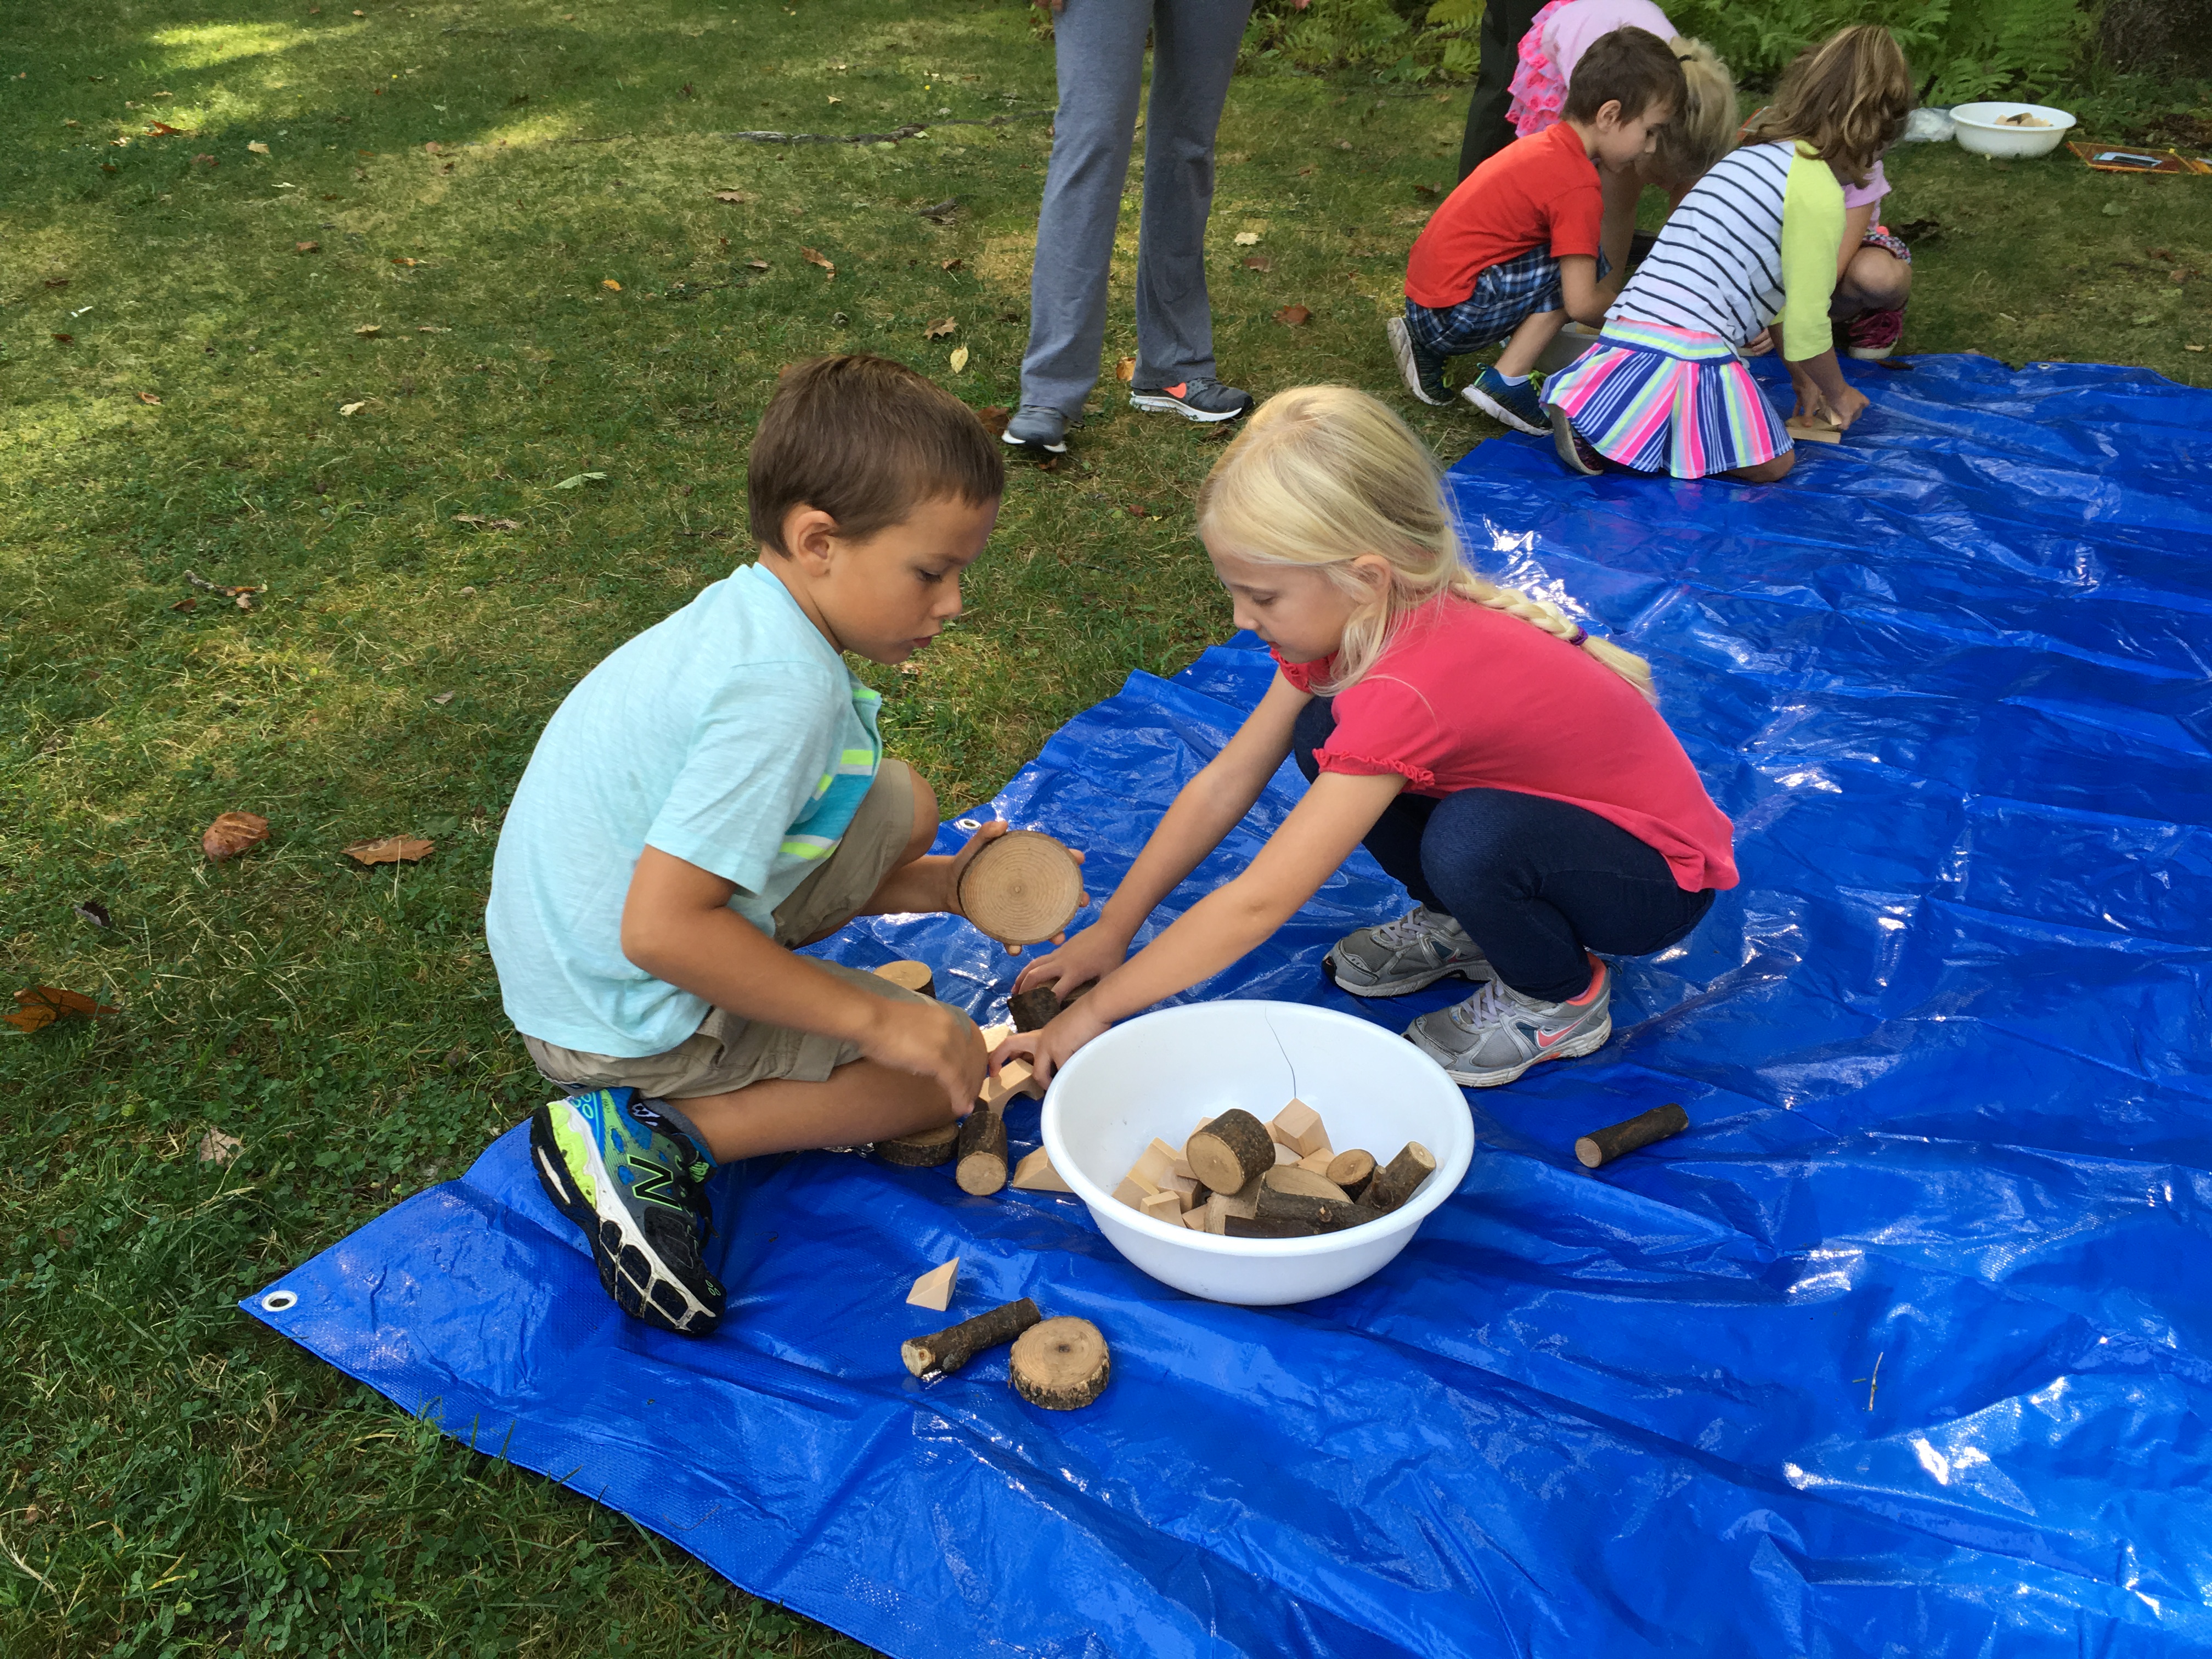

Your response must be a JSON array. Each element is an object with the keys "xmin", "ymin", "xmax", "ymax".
[
  {"xmin": 1185, "ymin": 1108, "xmax": 1277, "ymax": 1194},
  {"xmin": 1366, "ymin": 1142, "xmax": 1437, "ymax": 1212},
  {"xmin": 1010, "ymin": 1316, "xmax": 1111, "ymax": 1409},
  {"xmin": 901, "ymin": 1297, "xmax": 1042, "ymax": 1379},
  {"xmin": 876, "ymin": 1121, "xmax": 960, "ymax": 1167},
  {"xmin": 1008, "ymin": 985, "xmax": 1061, "ymax": 1032},
  {"xmin": 955, "ymin": 1108, "xmax": 1009, "ymax": 1195},
  {"xmin": 1325, "ymin": 1148, "xmax": 1376, "ymax": 1201},
  {"xmin": 1575, "ymin": 1103, "xmax": 1688, "ymax": 1169}
]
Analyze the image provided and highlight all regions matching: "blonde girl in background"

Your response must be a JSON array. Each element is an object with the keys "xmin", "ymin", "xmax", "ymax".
[
  {"xmin": 1543, "ymin": 25, "xmax": 1915, "ymax": 482},
  {"xmin": 1002, "ymin": 388, "xmax": 1736, "ymax": 1090}
]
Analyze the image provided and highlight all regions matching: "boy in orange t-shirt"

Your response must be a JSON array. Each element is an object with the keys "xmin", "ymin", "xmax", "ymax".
[{"xmin": 1388, "ymin": 26, "xmax": 1681, "ymax": 435}]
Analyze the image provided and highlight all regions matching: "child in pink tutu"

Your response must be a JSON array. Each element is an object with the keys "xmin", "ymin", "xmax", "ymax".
[
  {"xmin": 1541, "ymin": 26, "xmax": 1914, "ymax": 484},
  {"xmin": 1506, "ymin": 1, "xmax": 1739, "ymax": 272}
]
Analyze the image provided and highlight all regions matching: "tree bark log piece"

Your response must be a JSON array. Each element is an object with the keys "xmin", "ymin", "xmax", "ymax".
[
  {"xmin": 1325, "ymin": 1148, "xmax": 1376, "ymax": 1201},
  {"xmin": 1261, "ymin": 1165, "xmax": 1350, "ymax": 1203},
  {"xmin": 1008, "ymin": 985, "xmax": 1061, "ymax": 1032},
  {"xmin": 1226, "ymin": 1215, "xmax": 1322, "ymax": 1239},
  {"xmin": 877, "ymin": 1121, "xmax": 961, "ymax": 1167},
  {"xmin": 1575, "ymin": 1103, "xmax": 1688, "ymax": 1170},
  {"xmin": 1254, "ymin": 1186, "xmax": 1385, "ymax": 1233},
  {"xmin": 955, "ymin": 1108, "xmax": 1009, "ymax": 1194},
  {"xmin": 1010, "ymin": 1316, "xmax": 1111, "ymax": 1409},
  {"xmin": 871, "ymin": 960, "xmax": 935, "ymax": 998},
  {"xmin": 1186, "ymin": 1108, "xmax": 1277, "ymax": 1194},
  {"xmin": 902, "ymin": 1296, "xmax": 1043, "ymax": 1379},
  {"xmin": 1366, "ymin": 1141, "xmax": 1437, "ymax": 1212}
]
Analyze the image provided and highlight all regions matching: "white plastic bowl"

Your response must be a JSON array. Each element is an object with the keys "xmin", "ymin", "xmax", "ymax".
[
  {"xmin": 1040, "ymin": 1000, "xmax": 1475, "ymax": 1306},
  {"xmin": 1949, "ymin": 101, "xmax": 2075, "ymax": 159}
]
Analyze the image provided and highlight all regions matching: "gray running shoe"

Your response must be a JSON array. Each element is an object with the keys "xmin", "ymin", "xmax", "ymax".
[
  {"xmin": 1325, "ymin": 904, "xmax": 1492, "ymax": 998},
  {"xmin": 1385, "ymin": 315, "xmax": 1451, "ymax": 407},
  {"xmin": 1403, "ymin": 957, "xmax": 1612, "ymax": 1087},
  {"xmin": 1128, "ymin": 376, "xmax": 1254, "ymax": 423},
  {"xmin": 1002, "ymin": 404, "xmax": 1069, "ymax": 455}
]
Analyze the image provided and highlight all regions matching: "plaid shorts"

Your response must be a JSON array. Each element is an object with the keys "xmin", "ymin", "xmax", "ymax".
[{"xmin": 1403, "ymin": 245, "xmax": 1575, "ymax": 358}]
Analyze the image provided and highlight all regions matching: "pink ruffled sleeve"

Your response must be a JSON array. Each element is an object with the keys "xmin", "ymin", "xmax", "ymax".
[{"xmin": 1308, "ymin": 677, "xmax": 1449, "ymax": 795}]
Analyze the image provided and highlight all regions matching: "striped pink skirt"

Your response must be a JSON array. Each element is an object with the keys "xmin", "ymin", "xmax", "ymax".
[{"xmin": 1541, "ymin": 319, "xmax": 1791, "ymax": 478}]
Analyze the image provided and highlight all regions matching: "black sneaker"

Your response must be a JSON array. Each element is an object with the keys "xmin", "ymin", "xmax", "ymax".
[
  {"xmin": 531, "ymin": 1087, "xmax": 725, "ymax": 1336},
  {"xmin": 1128, "ymin": 376, "xmax": 1254, "ymax": 424},
  {"xmin": 1549, "ymin": 404, "xmax": 1609, "ymax": 476}
]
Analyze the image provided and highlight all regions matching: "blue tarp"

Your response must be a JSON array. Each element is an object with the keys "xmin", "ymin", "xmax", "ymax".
[{"xmin": 248, "ymin": 353, "xmax": 2212, "ymax": 1656}]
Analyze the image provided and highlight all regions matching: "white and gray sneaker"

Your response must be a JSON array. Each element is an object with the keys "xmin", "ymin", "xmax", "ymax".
[
  {"xmin": 1325, "ymin": 905, "xmax": 1493, "ymax": 998},
  {"xmin": 1403, "ymin": 957, "xmax": 1611, "ymax": 1087}
]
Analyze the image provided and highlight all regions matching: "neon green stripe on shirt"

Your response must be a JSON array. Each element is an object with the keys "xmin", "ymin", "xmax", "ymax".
[{"xmin": 1779, "ymin": 142, "xmax": 1846, "ymax": 362}]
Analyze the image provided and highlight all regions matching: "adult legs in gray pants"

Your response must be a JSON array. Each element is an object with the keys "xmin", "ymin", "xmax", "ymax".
[{"xmin": 1017, "ymin": 0, "xmax": 1255, "ymax": 424}]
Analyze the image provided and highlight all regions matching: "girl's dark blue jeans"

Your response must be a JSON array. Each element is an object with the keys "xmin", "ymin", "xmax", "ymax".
[{"xmin": 1294, "ymin": 697, "xmax": 1717, "ymax": 1002}]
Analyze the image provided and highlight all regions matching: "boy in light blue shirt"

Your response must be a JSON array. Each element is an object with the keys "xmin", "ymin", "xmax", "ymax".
[{"xmin": 487, "ymin": 354, "xmax": 1017, "ymax": 1336}]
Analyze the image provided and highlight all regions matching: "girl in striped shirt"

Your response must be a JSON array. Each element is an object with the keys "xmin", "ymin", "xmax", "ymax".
[{"xmin": 1541, "ymin": 26, "xmax": 1915, "ymax": 483}]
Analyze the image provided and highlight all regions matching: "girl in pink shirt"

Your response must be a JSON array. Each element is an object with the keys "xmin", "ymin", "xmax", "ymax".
[{"xmin": 1003, "ymin": 386, "xmax": 1735, "ymax": 1091}]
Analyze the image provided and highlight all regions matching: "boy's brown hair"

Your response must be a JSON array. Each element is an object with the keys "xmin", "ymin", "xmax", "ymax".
[
  {"xmin": 748, "ymin": 353, "xmax": 1003, "ymax": 554},
  {"xmin": 1561, "ymin": 26, "xmax": 1686, "ymax": 126},
  {"xmin": 1743, "ymin": 25, "xmax": 1913, "ymax": 188}
]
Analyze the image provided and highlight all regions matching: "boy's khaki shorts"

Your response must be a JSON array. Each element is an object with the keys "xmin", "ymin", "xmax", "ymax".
[{"xmin": 521, "ymin": 759, "xmax": 931, "ymax": 1101}]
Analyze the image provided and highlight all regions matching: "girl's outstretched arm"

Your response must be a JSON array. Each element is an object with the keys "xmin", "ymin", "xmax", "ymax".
[
  {"xmin": 1012, "ymin": 670, "xmax": 1313, "ymax": 997},
  {"xmin": 1010, "ymin": 765, "xmax": 1407, "ymax": 1083}
]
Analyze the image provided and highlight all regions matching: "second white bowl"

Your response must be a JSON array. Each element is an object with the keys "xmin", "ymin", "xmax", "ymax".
[{"xmin": 1950, "ymin": 101, "xmax": 2076, "ymax": 159}]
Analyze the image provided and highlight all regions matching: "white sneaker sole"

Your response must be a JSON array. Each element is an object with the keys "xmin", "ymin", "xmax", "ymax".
[
  {"xmin": 1327, "ymin": 953, "xmax": 1494, "ymax": 998},
  {"xmin": 1549, "ymin": 403, "xmax": 1605, "ymax": 476},
  {"xmin": 1460, "ymin": 381, "xmax": 1549, "ymax": 436},
  {"xmin": 1385, "ymin": 317, "xmax": 1451, "ymax": 407},
  {"xmin": 548, "ymin": 1096, "xmax": 721, "ymax": 1336},
  {"xmin": 1407, "ymin": 1016, "xmax": 1611, "ymax": 1088},
  {"xmin": 1128, "ymin": 391, "xmax": 1248, "ymax": 424},
  {"xmin": 1001, "ymin": 428, "xmax": 1067, "ymax": 455}
]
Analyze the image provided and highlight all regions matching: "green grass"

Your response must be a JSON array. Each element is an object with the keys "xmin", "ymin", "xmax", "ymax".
[{"xmin": 4, "ymin": 2, "xmax": 2212, "ymax": 1652}]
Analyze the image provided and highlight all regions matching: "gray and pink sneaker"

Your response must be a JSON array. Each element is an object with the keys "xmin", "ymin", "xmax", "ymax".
[{"xmin": 1403, "ymin": 956, "xmax": 1612, "ymax": 1087}]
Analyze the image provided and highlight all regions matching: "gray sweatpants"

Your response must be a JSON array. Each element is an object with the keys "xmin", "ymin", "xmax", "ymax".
[{"xmin": 1019, "ymin": 0, "xmax": 1255, "ymax": 419}]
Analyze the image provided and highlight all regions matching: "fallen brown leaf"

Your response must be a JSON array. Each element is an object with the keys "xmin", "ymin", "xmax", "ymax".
[
  {"xmin": 343, "ymin": 834, "xmax": 435, "ymax": 866},
  {"xmin": 1297, "ymin": 165, "xmax": 1314, "ymax": 177},
  {"xmin": 1274, "ymin": 304, "xmax": 1312, "ymax": 327},
  {"xmin": 1115, "ymin": 356, "xmax": 1136, "ymax": 383},
  {"xmin": 354, "ymin": 323, "xmax": 381, "ymax": 336},
  {"xmin": 136, "ymin": 391, "xmax": 162, "ymax": 405},
  {"xmin": 146, "ymin": 120, "xmax": 185, "ymax": 137},
  {"xmin": 431, "ymin": 691, "xmax": 455, "ymax": 705},
  {"xmin": 453, "ymin": 514, "xmax": 522, "ymax": 530},
  {"xmin": 199, "ymin": 1128, "xmax": 243, "ymax": 1166},
  {"xmin": 747, "ymin": 258, "xmax": 769, "ymax": 270},
  {"xmin": 1412, "ymin": 182, "xmax": 1440, "ymax": 199},
  {"xmin": 247, "ymin": 139, "xmax": 270, "ymax": 155},
  {"xmin": 941, "ymin": 257, "xmax": 963, "ymax": 271},
  {"xmin": 50, "ymin": 334, "xmax": 72, "ymax": 345},
  {"xmin": 711, "ymin": 189, "xmax": 753, "ymax": 204},
  {"xmin": 391, "ymin": 256, "xmax": 419, "ymax": 267},
  {"xmin": 923, "ymin": 316, "xmax": 956, "ymax": 339},
  {"xmin": 43, "ymin": 278, "xmax": 69, "ymax": 289},
  {"xmin": 974, "ymin": 405, "xmax": 1010, "ymax": 437},
  {"xmin": 949, "ymin": 345, "xmax": 969, "ymax": 373},
  {"xmin": 172, "ymin": 596, "xmax": 196, "ymax": 612},
  {"xmin": 802, "ymin": 247, "xmax": 836, "ymax": 280},
  {"xmin": 74, "ymin": 900, "xmax": 113, "ymax": 929},
  {"xmin": 1335, "ymin": 139, "xmax": 1352, "ymax": 150},
  {"xmin": 1242, "ymin": 255, "xmax": 1273, "ymax": 272},
  {"xmin": 296, "ymin": 240, "xmax": 319, "ymax": 253},
  {"xmin": 6, "ymin": 986, "xmax": 117, "ymax": 1034},
  {"xmin": 423, "ymin": 140, "xmax": 443, "ymax": 154},
  {"xmin": 204, "ymin": 811, "xmax": 270, "ymax": 862},
  {"xmin": 601, "ymin": 278, "xmax": 622, "ymax": 291}
]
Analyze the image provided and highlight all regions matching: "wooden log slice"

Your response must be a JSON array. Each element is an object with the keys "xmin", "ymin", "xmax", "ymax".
[
  {"xmin": 1185, "ymin": 1108, "xmax": 1276, "ymax": 1194},
  {"xmin": 957, "ymin": 831, "xmax": 1085, "ymax": 947},
  {"xmin": 901, "ymin": 1296, "xmax": 1042, "ymax": 1379},
  {"xmin": 1575, "ymin": 1103, "xmax": 1689, "ymax": 1169},
  {"xmin": 1009, "ymin": 1316, "xmax": 1111, "ymax": 1410},
  {"xmin": 1008, "ymin": 985, "xmax": 1062, "ymax": 1032},
  {"xmin": 871, "ymin": 960, "xmax": 936, "ymax": 998},
  {"xmin": 1261, "ymin": 1165, "xmax": 1350, "ymax": 1204},
  {"xmin": 1367, "ymin": 1141, "xmax": 1437, "ymax": 1212},
  {"xmin": 1325, "ymin": 1148, "xmax": 1376, "ymax": 1202},
  {"xmin": 876, "ymin": 1121, "xmax": 960, "ymax": 1167},
  {"xmin": 955, "ymin": 1109, "xmax": 1009, "ymax": 1195}
]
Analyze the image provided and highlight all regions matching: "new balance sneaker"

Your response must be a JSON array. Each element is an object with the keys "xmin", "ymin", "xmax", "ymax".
[
  {"xmin": 1002, "ymin": 404, "xmax": 1069, "ymax": 455},
  {"xmin": 1128, "ymin": 376, "xmax": 1254, "ymax": 424},
  {"xmin": 1461, "ymin": 365, "xmax": 1548, "ymax": 435},
  {"xmin": 1403, "ymin": 956, "xmax": 1612, "ymax": 1087},
  {"xmin": 1843, "ymin": 304, "xmax": 1904, "ymax": 360},
  {"xmin": 1549, "ymin": 403, "xmax": 1607, "ymax": 476},
  {"xmin": 1385, "ymin": 315, "xmax": 1451, "ymax": 407},
  {"xmin": 1325, "ymin": 904, "xmax": 1493, "ymax": 998},
  {"xmin": 531, "ymin": 1087, "xmax": 725, "ymax": 1336}
]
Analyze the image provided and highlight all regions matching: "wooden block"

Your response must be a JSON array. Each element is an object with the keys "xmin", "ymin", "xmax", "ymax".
[
  {"xmin": 1785, "ymin": 416, "xmax": 1842, "ymax": 444},
  {"xmin": 1263, "ymin": 1165, "xmax": 1352, "ymax": 1204},
  {"xmin": 872, "ymin": 960, "xmax": 935, "ymax": 998},
  {"xmin": 1296, "ymin": 1150, "xmax": 1337, "ymax": 1177},
  {"xmin": 1170, "ymin": 1158, "xmax": 1197, "ymax": 1181},
  {"xmin": 905, "ymin": 1258, "xmax": 958, "ymax": 1311},
  {"xmin": 1273, "ymin": 1141, "xmax": 1301, "ymax": 1166},
  {"xmin": 1113, "ymin": 1177, "xmax": 1153, "ymax": 1210},
  {"xmin": 1126, "ymin": 1147, "xmax": 1171, "ymax": 1193},
  {"xmin": 1271, "ymin": 1099, "xmax": 1330, "ymax": 1157},
  {"xmin": 1204, "ymin": 1173, "xmax": 1263, "ymax": 1227},
  {"xmin": 1180, "ymin": 1208, "xmax": 1210, "ymax": 1231},
  {"xmin": 1159, "ymin": 1170, "xmax": 1200, "ymax": 1211},
  {"xmin": 1139, "ymin": 1189, "xmax": 1183, "ymax": 1224},
  {"xmin": 978, "ymin": 1020, "xmax": 1016, "ymax": 1048},
  {"xmin": 979, "ymin": 1056, "xmax": 1042, "ymax": 1111},
  {"xmin": 1010, "ymin": 1146, "xmax": 1074, "ymax": 1193}
]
